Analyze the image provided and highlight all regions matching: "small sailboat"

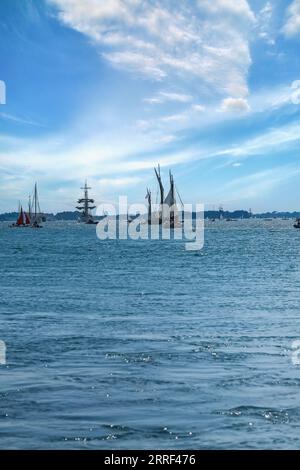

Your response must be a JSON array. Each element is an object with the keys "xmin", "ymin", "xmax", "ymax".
[
  {"xmin": 10, "ymin": 203, "xmax": 31, "ymax": 228},
  {"xmin": 30, "ymin": 183, "xmax": 43, "ymax": 228},
  {"xmin": 10, "ymin": 184, "xmax": 44, "ymax": 229},
  {"xmin": 294, "ymin": 218, "xmax": 300, "ymax": 229}
]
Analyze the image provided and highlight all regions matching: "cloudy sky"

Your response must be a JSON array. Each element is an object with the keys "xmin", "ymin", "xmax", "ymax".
[{"xmin": 1, "ymin": 0, "xmax": 300, "ymax": 213}]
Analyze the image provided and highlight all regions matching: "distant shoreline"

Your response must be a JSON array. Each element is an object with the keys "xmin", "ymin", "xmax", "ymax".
[{"xmin": 1, "ymin": 210, "xmax": 300, "ymax": 222}]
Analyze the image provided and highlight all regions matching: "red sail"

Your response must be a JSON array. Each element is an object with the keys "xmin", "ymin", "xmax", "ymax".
[
  {"xmin": 25, "ymin": 212, "xmax": 31, "ymax": 225},
  {"xmin": 16, "ymin": 207, "xmax": 24, "ymax": 226}
]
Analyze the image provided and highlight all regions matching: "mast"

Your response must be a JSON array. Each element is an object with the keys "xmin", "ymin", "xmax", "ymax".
[
  {"xmin": 30, "ymin": 182, "xmax": 43, "ymax": 226},
  {"xmin": 145, "ymin": 188, "xmax": 151, "ymax": 225},
  {"xmin": 34, "ymin": 183, "xmax": 37, "ymax": 221},
  {"xmin": 31, "ymin": 182, "xmax": 41, "ymax": 224},
  {"xmin": 169, "ymin": 171, "xmax": 175, "ymax": 228},
  {"xmin": 28, "ymin": 195, "xmax": 32, "ymax": 219},
  {"xmin": 219, "ymin": 205, "xmax": 224, "ymax": 220},
  {"xmin": 76, "ymin": 180, "xmax": 96, "ymax": 223},
  {"xmin": 24, "ymin": 195, "xmax": 31, "ymax": 225},
  {"xmin": 154, "ymin": 165, "xmax": 164, "ymax": 225},
  {"xmin": 163, "ymin": 171, "xmax": 176, "ymax": 227}
]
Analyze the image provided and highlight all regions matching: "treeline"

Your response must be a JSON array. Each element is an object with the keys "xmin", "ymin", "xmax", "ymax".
[
  {"xmin": 0, "ymin": 211, "xmax": 81, "ymax": 221},
  {"xmin": 204, "ymin": 210, "xmax": 250, "ymax": 219},
  {"xmin": 204, "ymin": 211, "xmax": 300, "ymax": 219},
  {"xmin": 1, "ymin": 210, "xmax": 300, "ymax": 222}
]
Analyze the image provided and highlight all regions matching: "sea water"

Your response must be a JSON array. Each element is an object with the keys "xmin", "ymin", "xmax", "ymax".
[{"xmin": 1, "ymin": 219, "xmax": 300, "ymax": 449}]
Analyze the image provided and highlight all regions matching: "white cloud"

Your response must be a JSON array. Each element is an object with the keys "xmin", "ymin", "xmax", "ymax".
[
  {"xmin": 198, "ymin": 0, "xmax": 255, "ymax": 22},
  {"xmin": 232, "ymin": 162, "xmax": 242, "ymax": 167},
  {"xmin": 102, "ymin": 50, "xmax": 166, "ymax": 79},
  {"xmin": 48, "ymin": 0, "xmax": 254, "ymax": 99},
  {"xmin": 282, "ymin": 0, "xmax": 300, "ymax": 37},
  {"xmin": 222, "ymin": 165, "xmax": 300, "ymax": 200},
  {"xmin": 256, "ymin": 2, "xmax": 275, "ymax": 45},
  {"xmin": 0, "ymin": 112, "xmax": 43, "ymax": 127},
  {"xmin": 220, "ymin": 97, "xmax": 250, "ymax": 112},
  {"xmin": 144, "ymin": 91, "xmax": 193, "ymax": 104},
  {"xmin": 0, "ymin": 129, "xmax": 197, "ymax": 202},
  {"xmin": 155, "ymin": 134, "xmax": 178, "ymax": 144},
  {"xmin": 98, "ymin": 176, "xmax": 142, "ymax": 188},
  {"xmin": 217, "ymin": 120, "xmax": 300, "ymax": 158},
  {"xmin": 192, "ymin": 104, "xmax": 206, "ymax": 112},
  {"xmin": 135, "ymin": 102, "xmax": 206, "ymax": 134},
  {"xmin": 160, "ymin": 113, "xmax": 188, "ymax": 123}
]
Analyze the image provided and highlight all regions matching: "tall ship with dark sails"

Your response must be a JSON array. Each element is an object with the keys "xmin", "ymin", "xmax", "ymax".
[
  {"xmin": 76, "ymin": 181, "xmax": 98, "ymax": 224},
  {"xmin": 145, "ymin": 165, "xmax": 182, "ymax": 228}
]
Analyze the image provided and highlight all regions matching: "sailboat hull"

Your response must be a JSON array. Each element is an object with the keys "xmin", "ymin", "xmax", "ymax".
[
  {"xmin": 86, "ymin": 220, "xmax": 98, "ymax": 225},
  {"xmin": 31, "ymin": 222, "xmax": 43, "ymax": 228}
]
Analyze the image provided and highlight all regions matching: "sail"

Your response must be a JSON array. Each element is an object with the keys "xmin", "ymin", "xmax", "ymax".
[
  {"xmin": 163, "ymin": 171, "xmax": 181, "ymax": 227},
  {"xmin": 164, "ymin": 187, "xmax": 176, "ymax": 207},
  {"xmin": 163, "ymin": 195, "xmax": 180, "ymax": 226},
  {"xmin": 25, "ymin": 212, "xmax": 31, "ymax": 225},
  {"xmin": 154, "ymin": 165, "xmax": 164, "ymax": 204},
  {"xmin": 16, "ymin": 207, "xmax": 25, "ymax": 226}
]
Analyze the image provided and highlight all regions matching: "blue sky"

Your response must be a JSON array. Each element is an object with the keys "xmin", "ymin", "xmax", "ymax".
[{"xmin": 1, "ymin": 0, "xmax": 300, "ymax": 213}]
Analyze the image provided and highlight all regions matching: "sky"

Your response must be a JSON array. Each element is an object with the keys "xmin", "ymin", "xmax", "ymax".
[{"xmin": 1, "ymin": 0, "xmax": 300, "ymax": 213}]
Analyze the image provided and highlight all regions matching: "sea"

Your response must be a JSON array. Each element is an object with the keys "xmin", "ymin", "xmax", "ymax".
[{"xmin": 1, "ymin": 218, "xmax": 300, "ymax": 449}]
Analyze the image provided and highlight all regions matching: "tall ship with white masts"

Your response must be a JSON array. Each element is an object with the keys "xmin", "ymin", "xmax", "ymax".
[{"xmin": 76, "ymin": 181, "xmax": 97, "ymax": 224}]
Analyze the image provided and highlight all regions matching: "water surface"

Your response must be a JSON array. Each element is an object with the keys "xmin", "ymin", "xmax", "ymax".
[{"xmin": 1, "ymin": 219, "xmax": 300, "ymax": 449}]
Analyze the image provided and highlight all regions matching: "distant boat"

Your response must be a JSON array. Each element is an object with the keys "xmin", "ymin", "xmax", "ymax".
[
  {"xmin": 30, "ymin": 183, "xmax": 43, "ymax": 228},
  {"xmin": 76, "ymin": 181, "xmax": 98, "ymax": 224},
  {"xmin": 294, "ymin": 218, "xmax": 300, "ymax": 229},
  {"xmin": 10, "ymin": 184, "xmax": 44, "ymax": 228},
  {"xmin": 145, "ymin": 165, "xmax": 182, "ymax": 228},
  {"xmin": 127, "ymin": 213, "xmax": 140, "ymax": 224},
  {"xmin": 10, "ymin": 203, "xmax": 31, "ymax": 228}
]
